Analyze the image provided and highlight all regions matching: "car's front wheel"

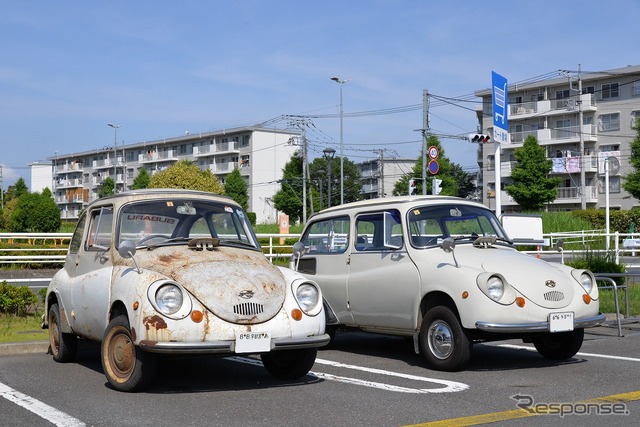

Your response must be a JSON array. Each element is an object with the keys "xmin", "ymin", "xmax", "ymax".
[
  {"xmin": 261, "ymin": 348, "xmax": 317, "ymax": 380},
  {"xmin": 48, "ymin": 303, "xmax": 78, "ymax": 363},
  {"xmin": 101, "ymin": 315, "xmax": 157, "ymax": 392},
  {"xmin": 419, "ymin": 306, "xmax": 471, "ymax": 371},
  {"xmin": 533, "ymin": 329, "xmax": 584, "ymax": 360}
]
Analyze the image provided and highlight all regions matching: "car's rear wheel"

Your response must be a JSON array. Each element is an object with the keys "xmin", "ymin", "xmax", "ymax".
[
  {"xmin": 101, "ymin": 315, "xmax": 157, "ymax": 392},
  {"xmin": 533, "ymin": 329, "xmax": 584, "ymax": 360},
  {"xmin": 261, "ymin": 348, "xmax": 317, "ymax": 380},
  {"xmin": 419, "ymin": 306, "xmax": 471, "ymax": 371},
  {"xmin": 48, "ymin": 303, "xmax": 78, "ymax": 363}
]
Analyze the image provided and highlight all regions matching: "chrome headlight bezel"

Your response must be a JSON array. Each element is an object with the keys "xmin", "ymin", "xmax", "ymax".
[
  {"xmin": 572, "ymin": 269, "xmax": 595, "ymax": 294},
  {"xmin": 476, "ymin": 272, "xmax": 516, "ymax": 305},
  {"xmin": 292, "ymin": 280, "xmax": 322, "ymax": 316},
  {"xmin": 147, "ymin": 280, "xmax": 192, "ymax": 319}
]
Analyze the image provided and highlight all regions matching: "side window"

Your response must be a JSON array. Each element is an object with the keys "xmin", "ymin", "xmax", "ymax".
[
  {"xmin": 68, "ymin": 214, "xmax": 87, "ymax": 254},
  {"xmin": 86, "ymin": 207, "xmax": 113, "ymax": 251},
  {"xmin": 408, "ymin": 210, "xmax": 444, "ymax": 247},
  {"xmin": 355, "ymin": 210, "xmax": 403, "ymax": 251},
  {"xmin": 302, "ymin": 216, "xmax": 350, "ymax": 254}
]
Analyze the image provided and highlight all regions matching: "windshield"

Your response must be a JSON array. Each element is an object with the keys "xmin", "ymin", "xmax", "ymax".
[
  {"xmin": 117, "ymin": 199, "xmax": 259, "ymax": 250},
  {"xmin": 408, "ymin": 204, "xmax": 509, "ymax": 247}
]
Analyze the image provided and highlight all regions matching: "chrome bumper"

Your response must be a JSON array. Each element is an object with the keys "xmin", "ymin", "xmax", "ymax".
[
  {"xmin": 475, "ymin": 313, "xmax": 606, "ymax": 333},
  {"xmin": 139, "ymin": 333, "xmax": 331, "ymax": 354}
]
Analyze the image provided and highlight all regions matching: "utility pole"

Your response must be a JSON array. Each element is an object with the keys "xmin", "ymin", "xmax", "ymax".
[
  {"xmin": 374, "ymin": 149, "xmax": 385, "ymax": 198},
  {"xmin": 0, "ymin": 165, "xmax": 3, "ymax": 209},
  {"xmin": 422, "ymin": 89, "xmax": 429, "ymax": 195},
  {"xmin": 578, "ymin": 64, "xmax": 586, "ymax": 210}
]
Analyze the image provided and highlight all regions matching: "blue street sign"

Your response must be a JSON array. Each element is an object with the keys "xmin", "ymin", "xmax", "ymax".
[
  {"xmin": 428, "ymin": 159, "xmax": 439, "ymax": 175},
  {"xmin": 492, "ymin": 71, "xmax": 508, "ymax": 143}
]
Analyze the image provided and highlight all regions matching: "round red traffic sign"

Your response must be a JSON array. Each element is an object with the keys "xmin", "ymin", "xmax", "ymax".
[
  {"xmin": 428, "ymin": 145, "xmax": 439, "ymax": 159},
  {"xmin": 428, "ymin": 159, "xmax": 439, "ymax": 174}
]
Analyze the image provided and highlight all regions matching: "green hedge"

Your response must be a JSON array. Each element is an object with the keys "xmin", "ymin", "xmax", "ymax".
[{"xmin": 0, "ymin": 282, "xmax": 39, "ymax": 316}]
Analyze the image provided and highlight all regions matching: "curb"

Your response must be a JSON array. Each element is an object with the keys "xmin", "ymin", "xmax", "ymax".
[{"xmin": 0, "ymin": 341, "xmax": 49, "ymax": 356}]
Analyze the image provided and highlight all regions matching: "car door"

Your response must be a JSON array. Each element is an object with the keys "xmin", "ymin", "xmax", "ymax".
[
  {"xmin": 298, "ymin": 216, "xmax": 354, "ymax": 325},
  {"xmin": 347, "ymin": 210, "xmax": 420, "ymax": 331},
  {"xmin": 69, "ymin": 205, "xmax": 114, "ymax": 340}
]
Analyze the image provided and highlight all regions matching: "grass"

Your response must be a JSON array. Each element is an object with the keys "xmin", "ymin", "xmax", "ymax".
[
  {"xmin": 0, "ymin": 314, "xmax": 48, "ymax": 343},
  {"xmin": 598, "ymin": 283, "xmax": 640, "ymax": 317}
]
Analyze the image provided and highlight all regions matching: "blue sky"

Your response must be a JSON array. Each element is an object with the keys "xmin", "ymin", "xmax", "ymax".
[{"xmin": 1, "ymin": 0, "xmax": 639, "ymax": 189}]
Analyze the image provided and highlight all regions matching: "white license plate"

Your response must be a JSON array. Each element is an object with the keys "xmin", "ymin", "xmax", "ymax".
[
  {"xmin": 549, "ymin": 312, "xmax": 574, "ymax": 332},
  {"xmin": 235, "ymin": 331, "xmax": 271, "ymax": 353}
]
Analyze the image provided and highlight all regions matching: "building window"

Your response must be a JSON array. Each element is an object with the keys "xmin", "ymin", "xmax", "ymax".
[
  {"xmin": 582, "ymin": 86, "xmax": 595, "ymax": 95},
  {"xmin": 632, "ymin": 111, "xmax": 640, "ymax": 128},
  {"xmin": 555, "ymin": 89, "xmax": 570, "ymax": 99},
  {"xmin": 601, "ymin": 83, "xmax": 619, "ymax": 99},
  {"xmin": 599, "ymin": 113, "xmax": 620, "ymax": 131},
  {"xmin": 633, "ymin": 81, "xmax": 640, "ymax": 96}
]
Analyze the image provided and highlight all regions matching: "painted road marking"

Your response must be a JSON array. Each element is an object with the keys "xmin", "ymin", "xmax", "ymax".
[
  {"xmin": 402, "ymin": 390, "xmax": 640, "ymax": 426},
  {"xmin": 497, "ymin": 343, "xmax": 640, "ymax": 362},
  {"xmin": 229, "ymin": 356, "xmax": 469, "ymax": 393},
  {"xmin": 0, "ymin": 381, "xmax": 85, "ymax": 427}
]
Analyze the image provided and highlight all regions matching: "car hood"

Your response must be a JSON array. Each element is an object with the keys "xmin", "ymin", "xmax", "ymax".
[
  {"xmin": 454, "ymin": 245, "xmax": 575, "ymax": 309},
  {"xmin": 121, "ymin": 245, "xmax": 286, "ymax": 324}
]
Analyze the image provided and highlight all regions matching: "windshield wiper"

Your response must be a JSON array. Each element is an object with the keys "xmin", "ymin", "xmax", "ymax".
[{"xmin": 145, "ymin": 237, "xmax": 192, "ymax": 250}]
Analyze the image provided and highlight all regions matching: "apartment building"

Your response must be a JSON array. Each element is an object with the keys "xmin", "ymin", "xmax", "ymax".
[
  {"xmin": 48, "ymin": 126, "xmax": 300, "ymax": 223},
  {"xmin": 358, "ymin": 157, "xmax": 416, "ymax": 199},
  {"xmin": 474, "ymin": 65, "xmax": 640, "ymax": 211}
]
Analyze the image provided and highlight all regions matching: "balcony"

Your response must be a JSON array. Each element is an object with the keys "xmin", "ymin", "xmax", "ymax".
[
  {"xmin": 507, "ymin": 124, "xmax": 597, "ymax": 146},
  {"xmin": 140, "ymin": 150, "xmax": 179, "ymax": 163},
  {"xmin": 499, "ymin": 185, "xmax": 597, "ymax": 206},
  {"xmin": 508, "ymin": 94, "xmax": 596, "ymax": 119}
]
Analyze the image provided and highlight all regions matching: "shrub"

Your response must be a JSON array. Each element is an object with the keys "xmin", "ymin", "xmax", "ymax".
[
  {"xmin": 0, "ymin": 282, "xmax": 39, "ymax": 316},
  {"xmin": 566, "ymin": 250, "xmax": 625, "ymax": 286}
]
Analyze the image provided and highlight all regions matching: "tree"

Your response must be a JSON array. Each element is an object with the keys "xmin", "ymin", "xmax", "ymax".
[
  {"xmin": 132, "ymin": 167, "xmax": 151, "ymax": 190},
  {"xmin": 273, "ymin": 154, "xmax": 304, "ymax": 223},
  {"xmin": 623, "ymin": 120, "xmax": 640, "ymax": 199},
  {"xmin": 506, "ymin": 135, "xmax": 561, "ymax": 210},
  {"xmin": 6, "ymin": 191, "xmax": 60, "ymax": 232},
  {"xmin": 224, "ymin": 166, "xmax": 249, "ymax": 211},
  {"xmin": 149, "ymin": 160, "xmax": 224, "ymax": 193},
  {"xmin": 392, "ymin": 135, "xmax": 468, "ymax": 197},
  {"xmin": 273, "ymin": 152, "xmax": 362, "ymax": 222},
  {"xmin": 98, "ymin": 177, "xmax": 115, "ymax": 198},
  {"xmin": 3, "ymin": 177, "xmax": 29, "ymax": 204}
]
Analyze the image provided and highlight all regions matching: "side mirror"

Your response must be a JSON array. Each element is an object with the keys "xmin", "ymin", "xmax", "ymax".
[
  {"xmin": 118, "ymin": 240, "xmax": 137, "ymax": 258},
  {"xmin": 291, "ymin": 241, "xmax": 307, "ymax": 272},
  {"xmin": 441, "ymin": 237, "xmax": 456, "ymax": 253},
  {"xmin": 118, "ymin": 240, "xmax": 141, "ymax": 274},
  {"xmin": 440, "ymin": 237, "xmax": 459, "ymax": 268}
]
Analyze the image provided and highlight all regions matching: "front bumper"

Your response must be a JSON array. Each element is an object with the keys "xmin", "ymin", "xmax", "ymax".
[
  {"xmin": 475, "ymin": 313, "xmax": 606, "ymax": 333},
  {"xmin": 139, "ymin": 333, "xmax": 331, "ymax": 355}
]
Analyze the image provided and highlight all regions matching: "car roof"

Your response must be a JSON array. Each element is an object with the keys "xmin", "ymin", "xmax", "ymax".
[
  {"xmin": 307, "ymin": 195, "xmax": 488, "ymax": 220},
  {"xmin": 84, "ymin": 188, "xmax": 237, "ymax": 210}
]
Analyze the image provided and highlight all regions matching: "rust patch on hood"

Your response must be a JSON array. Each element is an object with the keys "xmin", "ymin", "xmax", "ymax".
[{"xmin": 144, "ymin": 315, "xmax": 168, "ymax": 331}]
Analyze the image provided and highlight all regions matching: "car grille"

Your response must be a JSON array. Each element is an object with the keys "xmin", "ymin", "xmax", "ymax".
[
  {"xmin": 233, "ymin": 302, "xmax": 264, "ymax": 316},
  {"xmin": 543, "ymin": 291, "xmax": 564, "ymax": 302}
]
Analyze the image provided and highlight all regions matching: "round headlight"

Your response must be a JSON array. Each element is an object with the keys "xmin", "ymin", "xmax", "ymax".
[
  {"xmin": 486, "ymin": 276, "xmax": 505, "ymax": 301},
  {"xmin": 579, "ymin": 273, "xmax": 594, "ymax": 294},
  {"xmin": 295, "ymin": 283, "xmax": 320, "ymax": 313},
  {"xmin": 155, "ymin": 284, "xmax": 183, "ymax": 315}
]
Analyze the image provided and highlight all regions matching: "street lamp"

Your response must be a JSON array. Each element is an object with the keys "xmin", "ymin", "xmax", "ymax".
[
  {"xmin": 323, "ymin": 148, "xmax": 336, "ymax": 208},
  {"xmin": 330, "ymin": 76, "xmax": 349, "ymax": 205},
  {"xmin": 108, "ymin": 123, "xmax": 121, "ymax": 193}
]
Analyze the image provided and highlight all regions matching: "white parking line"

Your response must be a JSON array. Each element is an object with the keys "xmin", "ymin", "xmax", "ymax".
[
  {"xmin": 0, "ymin": 381, "xmax": 85, "ymax": 427},
  {"xmin": 229, "ymin": 356, "xmax": 469, "ymax": 394},
  {"xmin": 497, "ymin": 343, "xmax": 640, "ymax": 362}
]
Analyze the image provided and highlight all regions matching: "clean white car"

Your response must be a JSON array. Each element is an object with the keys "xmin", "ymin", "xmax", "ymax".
[
  {"xmin": 44, "ymin": 189, "xmax": 328, "ymax": 391},
  {"xmin": 291, "ymin": 196, "xmax": 604, "ymax": 371}
]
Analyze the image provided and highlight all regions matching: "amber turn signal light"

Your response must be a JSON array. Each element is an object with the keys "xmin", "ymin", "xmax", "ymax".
[
  {"xmin": 291, "ymin": 308, "xmax": 303, "ymax": 321},
  {"xmin": 191, "ymin": 310, "xmax": 204, "ymax": 323},
  {"xmin": 515, "ymin": 297, "xmax": 525, "ymax": 308},
  {"xmin": 132, "ymin": 301, "xmax": 139, "ymax": 311},
  {"xmin": 583, "ymin": 294, "xmax": 592, "ymax": 304},
  {"xmin": 462, "ymin": 291, "xmax": 469, "ymax": 299}
]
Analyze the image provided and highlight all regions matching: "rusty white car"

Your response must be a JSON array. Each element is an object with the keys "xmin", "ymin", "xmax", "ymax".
[
  {"xmin": 291, "ymin": 196, "xmax": 605, "ymax": 371},
  {"xmin": 43, "ymin": 189, "xmax": 328, "ymax": 391}
]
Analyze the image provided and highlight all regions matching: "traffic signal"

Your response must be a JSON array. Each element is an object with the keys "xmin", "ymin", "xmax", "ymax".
[
  {"xmin": 408, "ymin": 179, "xmax": 417, "ymax": 195},
  {"xmin": 432, "ymin": 178, "xmax": 442, "ymax": 195},
  {"xmin": 468, "ymin": 133, "xmax": 491, "ymax": 143}
]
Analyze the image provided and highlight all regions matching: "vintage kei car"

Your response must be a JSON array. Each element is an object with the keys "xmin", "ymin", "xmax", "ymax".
[
  {"xmin": 43, "ymin": 189, "xmax": 328, "ymax": 391},
  {"xmin": 291, "ymin": 196, "xmax": 605, "ymax": 371}
]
